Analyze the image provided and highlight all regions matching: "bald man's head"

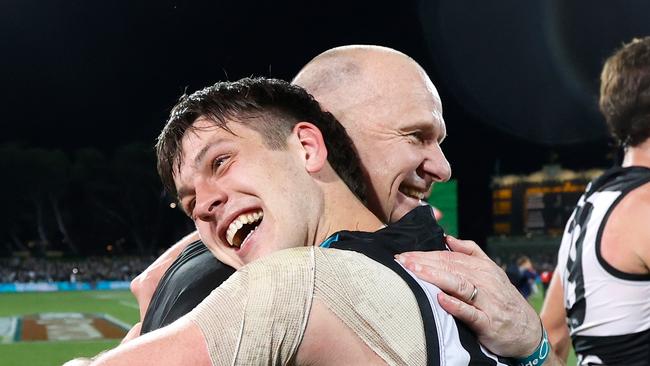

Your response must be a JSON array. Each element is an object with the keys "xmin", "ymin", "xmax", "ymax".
[
  {"xmin": 292, "ymin": 45, "xmax": 426, "ymax": 128},
  {"xmin": 292, "ymin": 46, "xmax": 451, "ymax": 223}
]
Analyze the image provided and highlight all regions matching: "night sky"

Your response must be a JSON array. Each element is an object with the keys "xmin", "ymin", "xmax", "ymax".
[{"xmin": 3, "ymin": 0, "xmax": 650, "ymax": 243}]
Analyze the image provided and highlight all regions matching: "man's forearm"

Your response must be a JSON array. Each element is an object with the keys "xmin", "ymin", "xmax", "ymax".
[
  {"xmin": 540, "ymin": 272, "xmax": 571, "ymax": 362},
  {"xmin": 83, "ymin": 318, "xmax": 209, "ymax": 365}
]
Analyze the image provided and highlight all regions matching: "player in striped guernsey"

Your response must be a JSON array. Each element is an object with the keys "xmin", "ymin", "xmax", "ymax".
[{"xmin": 541, "ymin": 36, "xmax": 650, "ymax": 365}]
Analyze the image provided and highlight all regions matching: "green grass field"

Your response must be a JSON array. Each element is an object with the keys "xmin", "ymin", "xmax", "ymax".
[
  {"xmin": 0, "ymin": 289, "xmax": 575, "ymax": 366},
  {"xmin": 0, "ymin": 290, "xmax": 139, "ymax": 366}
]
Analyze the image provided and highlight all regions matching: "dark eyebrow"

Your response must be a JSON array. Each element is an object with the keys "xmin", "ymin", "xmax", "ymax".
[
  {"xmin": 194, "ymin": 136, "xmax": 232, "ymax": 167},
  {"xmin": 193, "ymin": 142, "xmax": 217, "ymax": 169}
]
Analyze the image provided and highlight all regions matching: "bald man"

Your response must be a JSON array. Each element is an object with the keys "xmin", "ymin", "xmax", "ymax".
[{"xmin": 129, "ymin": 46, "xmax": 549, "ymax": 362}]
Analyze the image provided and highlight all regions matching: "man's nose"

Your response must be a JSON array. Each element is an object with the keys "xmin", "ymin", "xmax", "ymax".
[
  {"xmin": 417, "ymin": 143, "xmax": 452, "ymax": 183},
  {"xmin": 194, "ymin": 185, "xmax": 227, "ymax": 222}
]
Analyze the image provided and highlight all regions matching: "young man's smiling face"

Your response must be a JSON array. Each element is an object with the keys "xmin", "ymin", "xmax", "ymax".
[{"xmin": 173, "ymin": 117, "xmax": 323, "ymax": 268}]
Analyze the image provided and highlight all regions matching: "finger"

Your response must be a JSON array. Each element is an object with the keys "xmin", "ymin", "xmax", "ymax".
[
  {"xmin": 437, "ymin": 291, "xmax": 488, "ymax": 329},
  {"xmin": 398, "ymin": 258, "xmax": 478, "ymax": 303},
  {"xmin": 397, "ymin": 250, "xmax": 487, "ymax": 275},
  {"xmin": 396, "ymin": 251, "xmax": 506, "ymax": 294},
  {"xmin": 397, "ymin": 249, "xmax": 468, "ymax": 263},
  {"xmin": 396, "ymin": 252, "xmax": 484, "ymax": 285},
  {"xmin": 396, "ymin": 250, "xmax": 438, "ymax": 261},
  {"xmin": 445, "ymin": 236, "xmax": 490, "ymax": 260}
]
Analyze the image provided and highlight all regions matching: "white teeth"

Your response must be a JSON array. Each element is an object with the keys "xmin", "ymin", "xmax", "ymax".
[
  {"xmin": 400, "ymin": 186, "xmax": 425, "ymax": 200},
  {"xmin": 226, "ymin": 210, "xmax": 264, "ymax": 247}
]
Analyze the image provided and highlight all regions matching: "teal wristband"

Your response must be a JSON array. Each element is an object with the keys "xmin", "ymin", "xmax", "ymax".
[{"xmin": 515, "ymin": 327, "xmax": 550, "ymax": 366}]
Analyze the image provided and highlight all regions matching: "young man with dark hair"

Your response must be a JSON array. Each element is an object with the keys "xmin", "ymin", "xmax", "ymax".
[{"xmin": 541, "ymin": 36, "xmax": 650, "ymax": 365}]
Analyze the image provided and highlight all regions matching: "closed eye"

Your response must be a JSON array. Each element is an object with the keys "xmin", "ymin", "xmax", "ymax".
[{"xmin": 405, "ymin": 131, "xmax": 426, "ymax": 143}]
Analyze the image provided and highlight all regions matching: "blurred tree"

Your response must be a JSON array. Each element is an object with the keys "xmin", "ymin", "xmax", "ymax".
[
  {"xmin": 0, "ymin": 143, "xmax": 30, "ymax": 253},
  {"xmin": 22, "ymin": 148, "xmax": 57, "ymax": 253},
  {"xmin": 70, "ymin": 147, "xmax": 126, "ymax": 254},
  {"xmin": 112, "ymin": 142, "xmax": 166, "ymax": 255},
  {"xmin": 42, "ymin": 149, "xmax": 77, "ymax": 255},
  {"xmin": 1, "ymin": 142, "xmax": 189, "ymax": 257}
]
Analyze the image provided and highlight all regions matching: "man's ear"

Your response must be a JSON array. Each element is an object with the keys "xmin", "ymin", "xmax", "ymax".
[{"xmin": 293, "ymin": 122, "xmax": 328, "ymax": 173}]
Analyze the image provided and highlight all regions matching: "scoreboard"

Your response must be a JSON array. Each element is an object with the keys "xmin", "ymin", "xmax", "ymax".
[{"xmin": 492, "ymin": 170, "xmax": 598, "ymax": 236}]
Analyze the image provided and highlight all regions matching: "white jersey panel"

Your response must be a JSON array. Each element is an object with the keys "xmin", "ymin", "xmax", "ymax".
[
  {"xmin": 558, "ymin": 182, "xmax": 650, "ymax": 338},
  {"xmin": 403, "ymin": 264, "xmax": 510, "ymax": 366}
]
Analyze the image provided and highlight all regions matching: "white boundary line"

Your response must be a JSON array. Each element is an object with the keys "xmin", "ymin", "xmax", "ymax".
[
  {"xmin": 117, "ymin": 300, "xmax": 139, "ymax": 310},
  {"xmin": 101, "ymin": 313, "xmax": 133, "ymax": 331}
]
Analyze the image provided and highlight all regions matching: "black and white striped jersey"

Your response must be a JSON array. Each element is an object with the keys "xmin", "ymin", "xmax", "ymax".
[{"xmin": 557, "ymin": 166, "xmax": 650, "ymax": 365}]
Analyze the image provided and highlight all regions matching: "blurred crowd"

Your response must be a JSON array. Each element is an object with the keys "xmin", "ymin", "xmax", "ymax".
[
  {"xmin": 0, "ymin": 256, "xmax": 154, "ymax": 283},
  {"xmin": 492, "ymin": 252, "xmax": 557, "ymax": 299},
  {"xmin": 493, "ymin": 252, "xmax": 556, "ymax": 274}
]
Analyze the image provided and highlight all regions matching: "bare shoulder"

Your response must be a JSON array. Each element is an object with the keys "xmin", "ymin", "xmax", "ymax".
[
  {"xmin": 614, "ymin": 181, "xmax": 650, "ymax": 234},
  {"xmin": 624, "ymin": 182, "xmax": 650, "ymax": 266},
  {"xmin": 602, "ymin": 181, "xmax": 650, "ymax": 273}
]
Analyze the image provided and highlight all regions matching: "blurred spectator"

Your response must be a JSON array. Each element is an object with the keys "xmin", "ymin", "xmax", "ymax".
[
  {"xmin": 0, "ymin": 256, "xmax": 153, "ymax": 283},
  {"xmin": 505, "ymin": 255, "xmax": 538, "ymax": 299}
]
